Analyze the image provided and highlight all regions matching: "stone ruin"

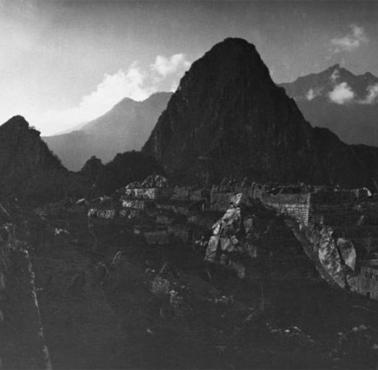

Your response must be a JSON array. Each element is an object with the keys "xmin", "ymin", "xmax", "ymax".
[{"xmin": 84, "ymin": 174, "xmax": 378, "ymax": 300}]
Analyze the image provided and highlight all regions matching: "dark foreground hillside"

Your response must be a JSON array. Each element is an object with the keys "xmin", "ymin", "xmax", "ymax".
[{"xmin": 2, "ymin": 186, "xmax": 378, "ymax": 370}]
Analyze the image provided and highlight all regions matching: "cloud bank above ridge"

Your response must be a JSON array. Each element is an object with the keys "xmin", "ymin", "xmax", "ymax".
[{"xmin": 39, "ymin": 53, "xmax": 191, "ymax": 136}]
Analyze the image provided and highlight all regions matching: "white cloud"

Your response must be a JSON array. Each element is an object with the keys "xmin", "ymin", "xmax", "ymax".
[
  {"xmin": 331, "ymin": 24, "xmax": 368, "ymax": 53},
  {"xmin": 328, "ymin": 82, "xmax": 355, "ymax": 104},
  {"xmin": 303, "ymin": 62, "xmax": 378, "ymax": 106},
  {"xmin": 360, "ymin": 84, "xmax": 378, "ymax": 104},
  {"xmin": 39, "ymin": 64, "xmax": 157, "ymax": 135},
  {"xmin": 330, "ymin": 69, "xmax": 340, "ymax": 82},
  {"xmin": 38, "ymin": 53, "xmax": 191, "ymax": 135},
  {"xmin": 151, "ymin": 53, "xmax": 190, "ymax": 78},
  {"xmin": 80, "ymin": 64, "xmax": 154, "ymax": 109},
  {"xmin": 306, "ymin": 88, "xmax": 317, "ymax": 101}
]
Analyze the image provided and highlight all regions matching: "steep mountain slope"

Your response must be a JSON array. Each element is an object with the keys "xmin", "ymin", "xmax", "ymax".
[
  {"xmin": 0, "ymin": 115, "xmax": 95, "ymax": 203},
  {"xmin": 143, "ymin": 38, "xmax": 377, "ymax": 188},
  {"xmin": 280, "ymin": 65, "xmax": 378, "ymax": 146},
  {"xmin": 0, "ymin": 116, "xmax": 70, "ymax": 202},
  {"xmin": 44, "ymin": 92, "xmax": 172, "ymax": 171}
]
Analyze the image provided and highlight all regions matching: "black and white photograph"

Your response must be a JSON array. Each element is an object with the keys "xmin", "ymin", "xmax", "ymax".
[{"xmin": 1, "ymin": 0, "xmax": 378, "ymax": 369}]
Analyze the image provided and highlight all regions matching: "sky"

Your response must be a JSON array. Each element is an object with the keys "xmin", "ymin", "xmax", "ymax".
[{"xmin": 1, "ymin": 0, "xmax": 378, "ymax": 135}]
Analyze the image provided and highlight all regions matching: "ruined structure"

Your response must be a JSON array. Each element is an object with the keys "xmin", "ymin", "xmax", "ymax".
[
  {"xmin": 54, "ymin": 172, "xmax": 378, "ymax": 369},
  {"xmin": 85, "ymin": 170, "xmax": 378, "ymax": 305},
  {"xmin": 261, "ymin": 192, "xmax": 311, "ymax": 226},
  {"xmin": 263, "ymin": 187, "xmax": 378, "ymax": 298},
  {"xmin": 204, "ymin": 180, "xmax": 378, "ymax": 299},
  {"xmin": 358, "ymin": 260, "xmax": 378, "ymax": 299}
]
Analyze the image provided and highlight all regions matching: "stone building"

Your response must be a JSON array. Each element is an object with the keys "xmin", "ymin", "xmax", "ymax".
[
  {"xmin": 357, "ymin": 260, "xmax": 378, "ymax": 300},
  {"xmin": 262, "ymin": 193, "xmax": 311, "ymax": 226}
]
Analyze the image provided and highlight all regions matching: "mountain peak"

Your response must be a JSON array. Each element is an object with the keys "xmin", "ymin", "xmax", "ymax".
[
  {"xmin": 361, "ymin": 71, "xmax": 377, "ymax": 80},
  {"xmin": 142, "ymin": 39, "xmax": 377, "ymax": 187},
  {"xmin": 321, "ymin": 64, "xmax": 356, "ymax": 81},
  {"xmin": 0, "ymin": 116, "xmax": 69, "ymax": 201},
  {"xmin": 201, "ymin": 37, "xmax": 266, "ymax": 72},
  {"xmin": 280, "ymin": 64, "xmax": 378, "ymax": 148},
  {"xmin": 2, "ymin": 115, "xmax": 32, "ymax": 131},
  {"xmin": 169, "ymin": 37, "xmax": 274, "ymax": 109},
  {"xmin": 322, "ymin": 64, "xmax": 378, "ymax": 82},
  {"xmin": 112, "ymin": 97, "xmax": 138, "ymax": 110},
  {"xmin": 143, "ymin": 38, "xmax": 378, "ymax": 187},
  {"xmin": 215, "ymin": 37, "xmax": 256, "ymax": 49},
  {"xmin": 45, "ymin": 91, "xmax": 172, "ymax": 170},
  {"xmin": 281, "ymin": 61, "xmax": 378, "ymax": 108},
  {"xmin": 328, "ymin": 63, "xmax": 340, "ymax": 71}
]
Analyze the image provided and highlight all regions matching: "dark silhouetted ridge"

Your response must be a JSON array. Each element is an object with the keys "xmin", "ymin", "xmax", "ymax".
[
  {"xmin": 143, "ymin": 38, "xmax": 378, "ymax": 188},
  {"xmin": 0, "ymin": 116, "xmax": 70, "ymax": 202}
]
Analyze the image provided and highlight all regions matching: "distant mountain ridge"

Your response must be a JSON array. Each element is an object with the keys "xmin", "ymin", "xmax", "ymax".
[
  {"xmin": 44, "ymin": 92, "xmax": 172, "ymax": 171},
  {"xmin": 143, "ymin": 38, "xmax": 378, "ymax": 188},
  {"xmin": 280, "ymin": 65, "xmax": 378, "ymax": 146}
]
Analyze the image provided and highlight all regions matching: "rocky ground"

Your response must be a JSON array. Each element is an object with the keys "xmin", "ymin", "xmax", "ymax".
[{"xmin": 8, "ymin": 199, "xmax": 376, "ymax": 370}]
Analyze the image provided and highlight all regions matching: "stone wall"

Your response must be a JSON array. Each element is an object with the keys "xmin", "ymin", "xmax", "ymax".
[
  {"xmin": 121, "ymin": 198, "xmax": 147, "ymax": 210},
  {"xmin": 356, "ymin": 263, "xmax": 378, "ymax": 300},
  {"xmin": 123, "ymin": 187, "xmax": 171, "ymax": 200},
  {"xmin": 262, "ymin": 193, "xmax": 312, "ymax": 226},
  {"xmin": 209, "ymin": 184, "xmax": 266, "ymax": 211},
  {"xmin": 209, "ymin": 184, "xmax": 312, "ymax": 224},
  {"xmin": 171, "ymin": 186, "xmax": 206, "ymax": 202}
]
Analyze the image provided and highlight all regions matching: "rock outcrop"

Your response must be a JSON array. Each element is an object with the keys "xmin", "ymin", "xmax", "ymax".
[{"xmin": 143, "ymin": 38, "xmax": 378, "ymax": 188}]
